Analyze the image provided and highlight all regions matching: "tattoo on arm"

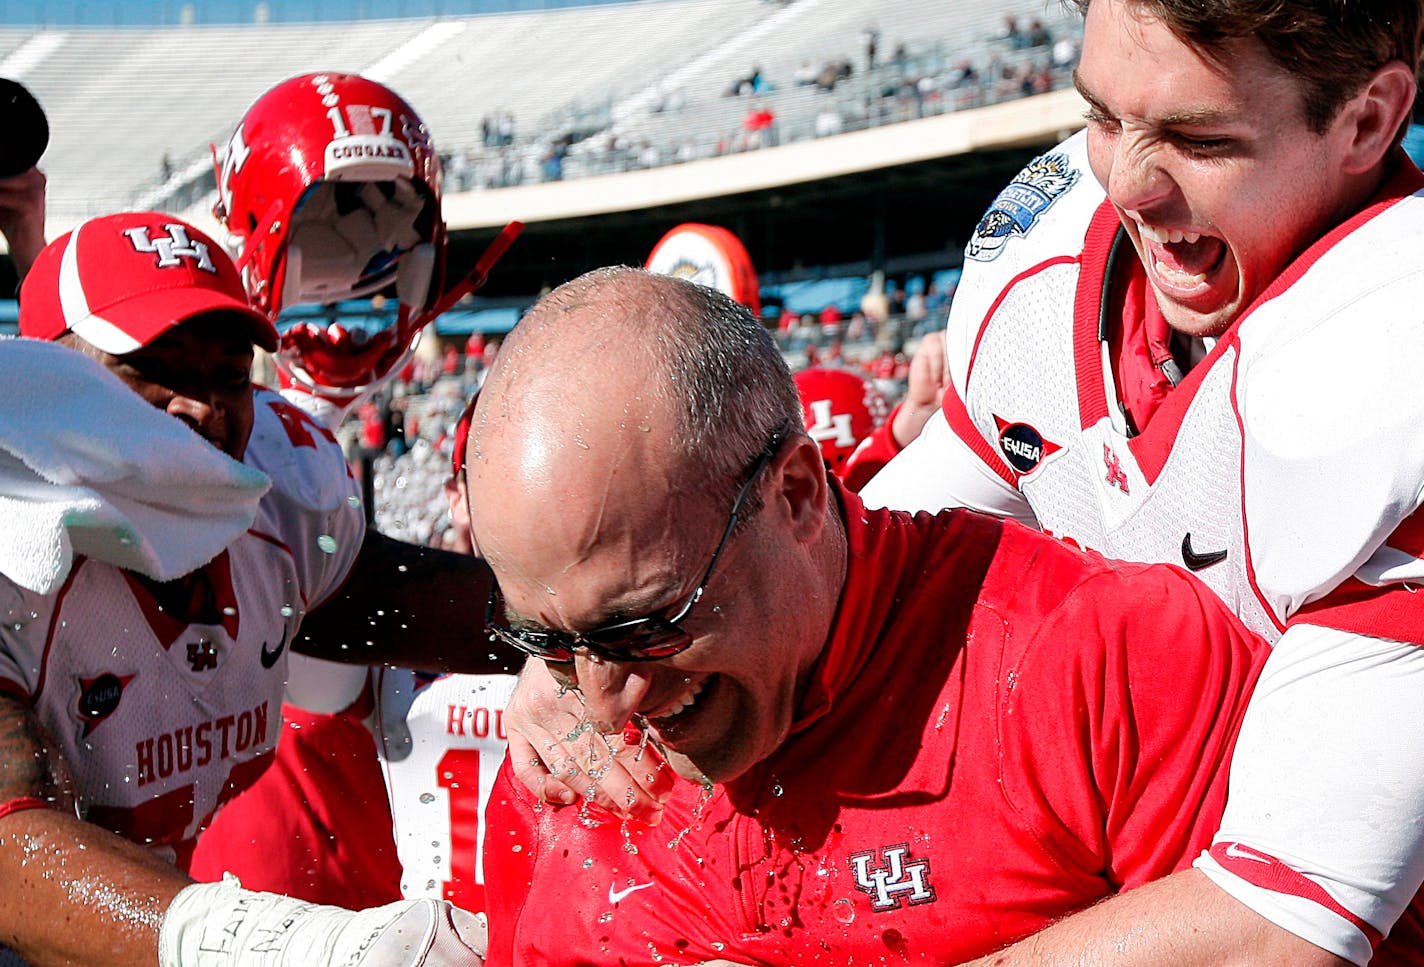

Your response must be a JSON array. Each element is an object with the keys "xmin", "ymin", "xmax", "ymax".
[{"xmin": 0, "ymin": 695, "xmax": 77, "ymax": 810}]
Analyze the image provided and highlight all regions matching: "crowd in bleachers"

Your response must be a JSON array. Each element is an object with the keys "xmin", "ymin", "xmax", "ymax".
[
  {"xmin": 438, "ymin": 10, "xmax": 1079, "ymax": 189},
  {"xmin": 0, "ymin": 0, "xmax": 1083, "ymax": 216}
]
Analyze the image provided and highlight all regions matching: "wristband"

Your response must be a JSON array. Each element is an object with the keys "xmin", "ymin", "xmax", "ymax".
[{"xmin": 0, "ymin": 796, "xmax": 50, "ymax": 822}]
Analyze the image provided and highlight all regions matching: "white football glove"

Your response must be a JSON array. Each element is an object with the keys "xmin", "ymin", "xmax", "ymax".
[{"xmin": 159, "ymin": 874, "xmax": 485, "ymax": 967}]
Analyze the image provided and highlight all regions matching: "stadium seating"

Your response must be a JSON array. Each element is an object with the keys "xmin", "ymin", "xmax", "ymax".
[{"xmin": 0, "ymin": 0, "xmax": 1077, "ymax": 231}]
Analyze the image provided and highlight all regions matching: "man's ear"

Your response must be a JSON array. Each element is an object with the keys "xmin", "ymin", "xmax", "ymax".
[
  {"xmin": 772, "ymin": 434, "xmax": 831, "ymax": 544},
  {"xmin": 1337, "ymin": 60, "xmax": 1416, "ymax": 175}
]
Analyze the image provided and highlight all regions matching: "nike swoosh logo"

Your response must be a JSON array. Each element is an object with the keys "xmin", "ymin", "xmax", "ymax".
[
  {"xmin": 1181, "ymin": 533, "xmax": 1228, "ymax": 572},
  {"xmin": 260, "ymin": 627, "xmax": 290, "ymax": 670},
  {"xmin": 608, "ymin": 881, "xmax": 654, "ymax": 904},
  {"xmin": 1223, "ymin": 842, "xmax": 1272, "ymax": 864}
]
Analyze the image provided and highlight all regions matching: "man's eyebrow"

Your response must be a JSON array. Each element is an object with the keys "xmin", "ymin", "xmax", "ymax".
[
  {"xmin": 1073, "ymin": 71, "xmax": 1235, "ymax": 127},
  {"xmin": 1073, "ymin": 70, "xmax": 1101, "ymax": 108}
]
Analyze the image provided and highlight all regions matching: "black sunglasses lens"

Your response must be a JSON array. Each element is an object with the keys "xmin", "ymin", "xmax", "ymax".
[
  {"xmin": 489, "ymin": 624, "xmax": 575, "ymax": 663},
  {"xmin": 587, "ymin": 620, "xmax": 692, "ymax": 661}
]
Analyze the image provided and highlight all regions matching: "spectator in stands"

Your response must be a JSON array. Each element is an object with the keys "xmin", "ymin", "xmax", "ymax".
[
  {"xmin": 923, "ymin": 279, "xmax": 949, "ymax": 326},
  {"xmin": 845, "ymin": 309, "xmax": 867, "ymax": 342},
  {"xmin": 1052, "ymin": 33, "xmax": 1081, "ymax": 70},
  {"xmin": 464, "ymin": 331, "xmax": 487, "ymax": 371},
  {"xmin": 742, "ymin": 101, "xmax": 777, "ymax": 149},
  {"xmin": 817, "ymin": 302, "xmax": 843, "ymax": 341},
  {"xmin": 904, "ymin": 279, "xmax": 928, "ymax": 333},
  {"xmin": 474, "ymin": 266, "xmax": 1267, "ymax": 966},
  {"xmin": 997, "ymin": 14, "xmax": 1026, "ymax": 48},
  {"xmin": 890, "ymin": 41, "xmax": 910, "ymax": 73},
  {"xmin": 859, "ymin": 271, "xmax": 890, "ymax": 337},
  {"xmin": 815, "ymin": 57, "xmax": 853, "ymax": 91}
]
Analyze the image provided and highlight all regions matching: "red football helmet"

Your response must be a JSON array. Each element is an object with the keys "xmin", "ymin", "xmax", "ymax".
[
  {"xmin": 214, "ymin": 72, "xmax": 445, "ymax": 397},
  {"xmin": 794, "ymin": 366, "xmax": 890, "ymax": 477}
]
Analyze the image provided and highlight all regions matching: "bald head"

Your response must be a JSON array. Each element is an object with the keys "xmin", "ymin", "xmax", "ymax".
[{"xmin": 470, "ymin": 266, "xmax": 800, "ymax": 508}]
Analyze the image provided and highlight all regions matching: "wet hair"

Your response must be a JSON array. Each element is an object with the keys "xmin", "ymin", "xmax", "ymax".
[
  {"xmin": 1070, "ymin": 0, "xmax": 1423, "ymax": 134},
  {"xmin": 508, "ymin": 265, "xmax": 802, "ymax": 511}
]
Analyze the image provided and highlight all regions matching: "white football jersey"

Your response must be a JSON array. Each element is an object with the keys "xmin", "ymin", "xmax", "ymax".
[
  {"xmin": 373, "ymin": 667, "xmax": 516, "ymax": 909},
  {"xmin": 0, "ymin": 387, "xmax": 364, "ymax": 866},
  {"xmin": 862, "ymin": 133, "xmax": 1424, "ymax": 963},
  {"xmin": 881, "ymin": 131, "xmax": 1424, "ymax": 647}
]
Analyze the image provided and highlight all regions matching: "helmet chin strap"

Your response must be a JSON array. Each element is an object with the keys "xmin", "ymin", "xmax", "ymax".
[{"xmin": 410, "ymin": 219, "xmax": 524, "ymax": 328}]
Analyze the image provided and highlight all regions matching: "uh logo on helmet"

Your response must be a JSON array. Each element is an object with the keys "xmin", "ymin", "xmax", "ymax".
[{"xmin": 213, "ymin": 72, "xmax": 447, "ymax": 401}]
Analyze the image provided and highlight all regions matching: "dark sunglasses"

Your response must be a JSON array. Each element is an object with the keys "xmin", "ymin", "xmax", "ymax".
[{"xmin": 484, "ymin": 422, "xmax": 792, "ymax": 664}]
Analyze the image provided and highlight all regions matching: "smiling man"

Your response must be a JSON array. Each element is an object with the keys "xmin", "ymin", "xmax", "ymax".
[
  {"xmin": 0, "ymin": 211, "xmax": 492, "ymax": 967},
  {"xmin": 859, "ymin": 0, "xmax": 1424, "ymax": 963},
  {"xmin": 472, "ymin": 267, "xmax": 1272, "ymax": 966}
]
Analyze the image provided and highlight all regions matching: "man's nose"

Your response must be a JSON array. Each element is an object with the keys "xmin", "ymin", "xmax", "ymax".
[
  {"xmin": 569, "ymin": 653, "xmax": 654, "ymax": 736},
  {"xmin": 1105, "ymin": 131, "xmax": 1174, "ymax": 216},
  {"xmin": 166, "ymin": 390, "xmax": 223, "ymax": 439}
]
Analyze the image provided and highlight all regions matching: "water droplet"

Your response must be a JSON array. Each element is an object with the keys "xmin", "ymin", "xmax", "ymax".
[
  {"xmin": 222, "ymin": 607, "xmax": 237, "ymax": 617},
  {"xmin": 511, "ymin": 844, "xmax": 523, "ymax": 853},
  {"xmin": 770, "ymin": 782, "xmax": 784, "ymax": 797},
  {"xmin": 419, "ymin": 792, "xmax": 435, "ymax": 804},
  {"xmin": 833, "ymin": 898, "xmax": 856, "ymax": 923},
  {"xmin": 280, "ymin": 605, "xmax": 295, "ymax": 618},
  {"xmin": 347, "ymin": 495, "xmax": 361, "ymax": 508},
  {"xmin": 583, "ymin": 858, "xmax": 594, "ymax": 869},
  {"xmin": 317, "ymin": 534, "xmax": 338, "ymax": 554},
  {"xmin": 597, "ymin": 912, "xmax": 613, "ymax": 923}
]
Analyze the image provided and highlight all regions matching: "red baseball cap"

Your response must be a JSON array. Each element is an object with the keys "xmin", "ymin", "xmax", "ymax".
[{"xmin": 19, "ymin": 211, "xmax": 278, "ymax": 354}]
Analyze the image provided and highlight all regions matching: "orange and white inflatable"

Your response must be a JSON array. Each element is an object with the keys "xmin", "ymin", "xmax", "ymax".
[{"xmin": 645, "ymin": 222, "xmax": 761, "ymax": 314}]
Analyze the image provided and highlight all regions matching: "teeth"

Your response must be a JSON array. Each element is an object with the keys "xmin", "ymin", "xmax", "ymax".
[
  {"xmin": 1137, "ymin": 223, "xmax": 1201, "ymax": 245},
  {"xmin": 650, "ymin": 678, "xmax": 706, "ymax": 722}
]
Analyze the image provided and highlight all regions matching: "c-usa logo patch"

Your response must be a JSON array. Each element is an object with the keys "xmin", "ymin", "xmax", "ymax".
[{"xmin": 966, "ymin": 152, "xmax": 1080, "ymax": 262}]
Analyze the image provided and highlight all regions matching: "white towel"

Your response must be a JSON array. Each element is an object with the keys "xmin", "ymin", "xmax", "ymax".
[{"xmin": 0, "ymin": 337, "xmax": 271, "ymax": 594}]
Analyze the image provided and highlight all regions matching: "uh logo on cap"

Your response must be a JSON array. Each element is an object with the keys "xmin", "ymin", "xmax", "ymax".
[{"xmin": 122, "ymin": 224, "xmax": 217, "ymax": 273}]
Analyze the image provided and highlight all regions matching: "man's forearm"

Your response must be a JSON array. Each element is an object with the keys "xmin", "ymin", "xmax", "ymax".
[
  {"xmin": 0, "ymin": 693, "xmax": 189, "ymax": 966},
  {"xmin": 963, "ymin": 869, "xmax": 1348, "ymax": 967},
  {"xmin": 295, "ymin": 530, "xmax": 521, "ymax": 674},
  {"xmin": 0, "ymin": 805, "xmax": 190, "ymax": 966}
]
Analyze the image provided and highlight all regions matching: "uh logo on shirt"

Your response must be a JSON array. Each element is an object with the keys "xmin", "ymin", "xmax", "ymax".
[{"xmin": 849, "ymin": 844, "xmax": 936, "ymax": 911}]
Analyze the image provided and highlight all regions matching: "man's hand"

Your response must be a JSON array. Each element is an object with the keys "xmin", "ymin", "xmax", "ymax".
[
  {"xmin": 160, "ymin": 875, "xmax": 486, "ymax": 967},
  {"xmin": 505, "ymin": 657, "xmax": 676, "ymax": 825},
  {"xmin": 891, "ymin": 330, "xmax": 948, "ymax": 448},
  {"xmin": 0, "ymin": 166, "xmax": 47, "ymax": 278}
]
